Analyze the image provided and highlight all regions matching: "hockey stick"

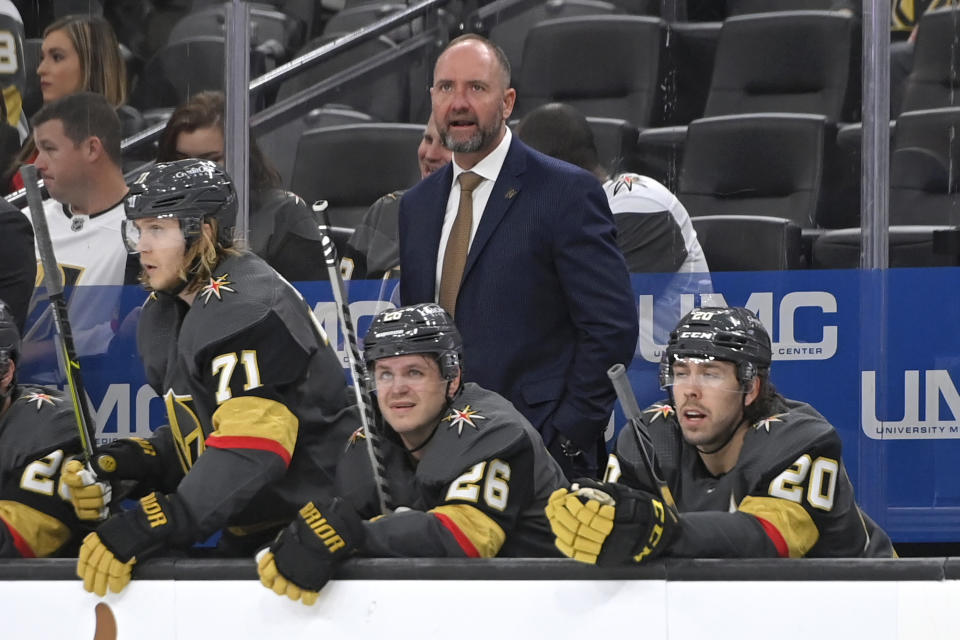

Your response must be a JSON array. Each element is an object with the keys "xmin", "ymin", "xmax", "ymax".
[
  {"xmin": 607, "ymin": 363, "xmax": 676, "ymax": 509},
  {"xmin": 20, "ymin": 165, "xmax": 97, "ymax": 462},
  {"xmin": 318, "ymin": 230, "xmax": 395, "ymax": 514}
]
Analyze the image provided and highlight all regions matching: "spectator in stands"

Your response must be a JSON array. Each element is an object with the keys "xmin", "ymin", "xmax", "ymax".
[
  {"xmin": 0, "ymin": 198, "xmax": 34, "ymax": 332},
  {"xmin": 516, "ymin": 102, "xmax": 708, "ymax": 275},
  {"xmin": 157, "ymin": 91, "xmax": 328, "ymax": 281},
  {"xmin": 341, "ymin": 114, "xmax": 451, "ymax": 280},
  {"xmin": 546, "ymin": 306, "xmax": 896, "ymax": 562},
  {"xmin": 18, "ymin": 92, "xmax": 136, "ymax": 380},
  {"xmin": 3, "ymin": 14, "xmax": 127, "ymax": 194},
  {"xmin": 398, "ymin": 35, "xmax": 637, "ymax": 480}
]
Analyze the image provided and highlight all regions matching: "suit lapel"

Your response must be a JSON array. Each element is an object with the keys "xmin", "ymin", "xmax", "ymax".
[{"xmin": 462, "ymin": 138, "xmax": 527, "ymax": 282}]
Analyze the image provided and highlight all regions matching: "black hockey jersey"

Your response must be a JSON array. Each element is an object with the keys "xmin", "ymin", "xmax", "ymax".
[
  {"xmin": 609, "ymin": 396, "xmax": 894, "ymax": 558},
  {"xmin": 135, "ymin": 251, "xmax": 357, "ymax": 552},
  {"xmin": 336, "ymin": 383, "xmax": 566, "ymax": 557},
  {"xmin": 0, "ymin": 385, "xmax": 86, "ymax": 557}
]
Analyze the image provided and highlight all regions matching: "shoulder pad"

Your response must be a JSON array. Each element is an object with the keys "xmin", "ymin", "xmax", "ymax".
[
  {"xmin": 417, "ymin": 385, "xmax": 530, "ymax": 482},
  {"xmin": 0, "ymin": 386, "xmax": 79, "ymax": 469},
  {"xmin": 741, "ymin": 399, "xmax": 842, "ymax": 477}
]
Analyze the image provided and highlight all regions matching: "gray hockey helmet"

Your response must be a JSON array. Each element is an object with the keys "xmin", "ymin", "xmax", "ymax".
[
  {"xmin": 123, "ymin": 158, "xmax": 237, "ymax": 249},
  {"xmin": 661, "ymin": 306, "xmax": 772, "ymax": 390},
  {"xmin": 363, "ymin": 303, "xmax": 463, "ymax": 380}
]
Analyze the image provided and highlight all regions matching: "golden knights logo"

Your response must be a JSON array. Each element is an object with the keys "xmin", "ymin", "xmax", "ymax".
[
  {"xmin": 163, "ymin": 390, "xmax": 205, "ymax": 471},
  {"xmin": 200, "ymin": 274, "xmax": 236, "ymax": 304},
  {"xmin": 21, "ymin": 391, "xmax": 59, "ymax": 410},
  {"xmin": 644, "ymin": 403, "xmax": 674, "ymax": 422},
  {"xmin": 443, "ymin": 405, "xmax": 486, "ymax": 435},
  {"xmin": 753, "ymin": 413, "xmax": 787, "ymax": 432}
]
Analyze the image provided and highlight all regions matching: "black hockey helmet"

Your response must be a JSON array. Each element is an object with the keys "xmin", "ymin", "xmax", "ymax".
[
  {"xmin": 363, "ymin": 303, "xmax": 463, "ymax": 381},
  {"xmin": 123, "ymin": 158, "xmax": 237, "ymax": 250},
  {"xmin": 660, "ymin": 306, "xmax": 772, "ymax": 391},
  {"xmin": 0, "ymin": 299, "xmax": 19, "ymax": 385}
]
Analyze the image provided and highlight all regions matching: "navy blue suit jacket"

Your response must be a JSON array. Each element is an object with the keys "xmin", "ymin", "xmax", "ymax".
[{"xmin": 398, "ymin": 136, "xmax": 638, "ymax": 448}]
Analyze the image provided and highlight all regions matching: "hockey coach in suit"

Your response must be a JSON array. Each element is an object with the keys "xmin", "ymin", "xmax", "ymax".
[{"xmin": 397, "ymin": 34, "xmax": 638, "ymax": 479}]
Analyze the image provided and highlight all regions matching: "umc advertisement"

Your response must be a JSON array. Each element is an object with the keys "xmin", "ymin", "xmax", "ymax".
[{"xmin": 17, "ymin": 268, "xmax": 960, "ymax": 542}]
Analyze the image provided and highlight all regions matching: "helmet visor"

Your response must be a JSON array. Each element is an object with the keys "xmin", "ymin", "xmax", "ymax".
[
  {"xmin": 660, "ymin": 356, "xmax": 744, "ymax": 393},
  {"xmin": 121, "ymin": 215, "xmax": 198, "ymax": 254}
]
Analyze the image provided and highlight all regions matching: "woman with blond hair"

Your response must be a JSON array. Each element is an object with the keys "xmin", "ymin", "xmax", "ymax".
[{"xmin": 3, "ymin": 14, "xmax": 127, "ymax": 193}]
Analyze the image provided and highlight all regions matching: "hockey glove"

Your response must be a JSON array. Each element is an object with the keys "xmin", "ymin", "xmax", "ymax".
[
  {"xmin": 60, "ymin": 459, "xmax": 112, "ymax": 521},
  {"xmin": 87, "ymin": 437, "xmax": 163, "ymax": 481},
  {"xmin": 545, "ymin": 478, "xmax": 678, "ymax": 566},
  {"xmin": 257, "ymin": 497, "xmax": 364, "ymax": 606},
  {"xmin": 77, "ymin": 492, "xmax": 189, "ymax": 596}
]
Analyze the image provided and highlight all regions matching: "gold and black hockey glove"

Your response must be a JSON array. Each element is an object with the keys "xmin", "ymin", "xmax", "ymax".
[
  {"xmin": 61, "ymin": 459, "xmax": 112, "ymax": 521},
  {"xmin": 77, "ymin": 492, "xmax": 190, "ymax": 596},
  {"xmin": 545, "ymin": 478, "xmax": 678, "ymax": 565},
  {"xmin": 257, "ymin": 497, "xmax": 364, "ymax": 606}
]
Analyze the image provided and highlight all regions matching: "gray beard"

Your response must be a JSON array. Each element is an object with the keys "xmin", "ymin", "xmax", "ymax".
[{"xmin": 441, "ymin": 118, "xmax": 502, "ymax": 154}]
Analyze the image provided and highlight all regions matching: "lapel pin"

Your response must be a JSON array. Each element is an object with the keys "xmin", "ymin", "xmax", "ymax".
[{"xmin": 505, "ymin": 188, "xmax": 518, "ymax": 200}]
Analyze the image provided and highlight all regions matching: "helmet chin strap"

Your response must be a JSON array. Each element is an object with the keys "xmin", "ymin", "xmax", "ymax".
[
  {"xmin": 694, "ymin": 394, "xmax": 747, "ymax": 456},
  {"xmin": 404, "ymin": 378, "xmax": 461, "ymax": 455}
]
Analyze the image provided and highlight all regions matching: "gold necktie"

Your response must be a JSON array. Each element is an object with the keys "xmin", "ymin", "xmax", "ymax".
[{"xmin": 438, "ymin": 171, "xmax": 484, "ymax": 316}]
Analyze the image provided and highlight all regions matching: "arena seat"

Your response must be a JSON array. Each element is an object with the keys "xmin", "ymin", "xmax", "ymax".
[
  {"xmin": 890, "ymin": 107, "xmax": 960, "ymax": 226},
  {"xmin": 690, "ymin": 215, "xmax": 804, "ymax": 270},
  {"xmin": 322, "ymin": 3, "xmax": 412, "ymax": 42},
  {"xmin": 725, "ymin": 0, "xmax": 840, "ymax": 15},
  {"xmin": 811, "ymin": 226, "xmax": 960, "ymax": 268},
  {"xmin": 636, "ymin": 10, "xmax": 853, "ymax": 187},
  {"xmin": 275, "ymin": 33, "xmax": 409, "ymax": 123},
  {"xmin": 678, "ymin": 113, "xmax": 828, "ymax": 228},
  {"xmin": 586, "ymin": 116, "xmax": 641, "ymax": 174},
  {"xmin": 167, "ymin": 2, "xmax": 307, "ymax": 65},
  {"xmin": 899, "ymin": 6, "xmax": 960, "ymax": 115},
  {"xmin": 290, "ymin": 123, "xmax": 422, "ymax": 230},
  {"xmin": 487, "ymin": 0, "xmax": 620, "ymax": 71},
  {"xmin": 514, "ymin": 15, "xmax": 662, "ymax": 124},
  {"xmin": 128, "ymin": 36, "xmax": 268, "ymax": 110},
  {"xmin": 258, "ymin": 105, "xmax": 373, "ymax": 189}
]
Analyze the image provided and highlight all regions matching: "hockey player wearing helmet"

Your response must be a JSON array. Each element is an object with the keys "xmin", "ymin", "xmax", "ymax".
[
  {"xmin": 546, "ymin": 306, "xmax": 894, "ymax": 565},
  {"xmin": 66, "ymin": 159, "xmax": 358, "ymax": 596},
  {"xmin": 0, "ymin": 299, "xmax": 90, "ymax": 558},
  {"xmin": 257, "ymin": 304, "xmax": 568, "ymax": 606}
]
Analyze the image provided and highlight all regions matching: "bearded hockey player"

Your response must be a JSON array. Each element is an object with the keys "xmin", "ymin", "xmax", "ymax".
[
  {"xmin": 0, "ymin": 299, "xmax": 88, "ymax": 557},
  {"xmin": 64, "ymin": 159, "xmax": 357, "ymax": 596},
  {"xmin": 257, "ymin": 303, "xmax": 567, "ymax": 605},
  {"xmin": 546, "ymin": 306, "xmax": 894, "ymax": 563}
]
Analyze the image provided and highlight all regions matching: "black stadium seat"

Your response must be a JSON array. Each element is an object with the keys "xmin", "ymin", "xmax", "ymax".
[
  {"xmin": 289, "ymin": 123, "xmax": 423, "ymax": 230},
  {"xmin": 812, "ymin": 226, "xmax": 960, "ymax": 268},
  {"xmin": 488, "ymin": 0, "xmax": 620, "ymax": 71},
  {"xmin": 514, "ymin": 15, "xmax": 662, "ymax": 125},
  {"xmin": 257, "ymin": 105, "xmax": 373, "ymax": 189},
  {"xmin": 899, "ymin": 6, "xmax": 960, "ymax": 115},
  {"xmin": 890, "ymin": 107, "xmax": 960, "ymax": 226},
  {"xmin": 691, "ymin": 215, "xmax": 804, "ymax": 270},
  {"xmin": 678, "ymin": 113, "xmax": 828, "ymax": 228},
  {"xmin": 128, "ymin": 36, "xmax": 267, "ymax": 110},
  {"xmin": 636, "ymin": 10, "xmax": 853, "ymax": 186},
  {"xmin": 275, "ymin": 34, "xmax": 409, "ymax": 123}
]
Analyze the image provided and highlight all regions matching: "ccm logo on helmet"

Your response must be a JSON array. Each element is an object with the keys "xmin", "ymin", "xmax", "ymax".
[
  {"xmin": 678, "ymin": 331, "xmax": 715, "ymax": 339},
  {"xmin": 639, "ymin": 291, "xmax": 838, "ymax": 363}
]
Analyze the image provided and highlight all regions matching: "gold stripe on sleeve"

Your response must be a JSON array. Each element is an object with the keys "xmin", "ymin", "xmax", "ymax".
[
  {"xmin": 0, "ymin": 500, "xmax": 72, "ymax": 557},
  {"xmin": 210, "ymin": 396, "xmax": 299, "ymax": 458},
  {"xmin": 430, "ymin": 504, "xmax": 507, "ymax": 558},
  {"xmin": 738, "ymin": 495, "xmax": 820, "ymax": 558}
]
